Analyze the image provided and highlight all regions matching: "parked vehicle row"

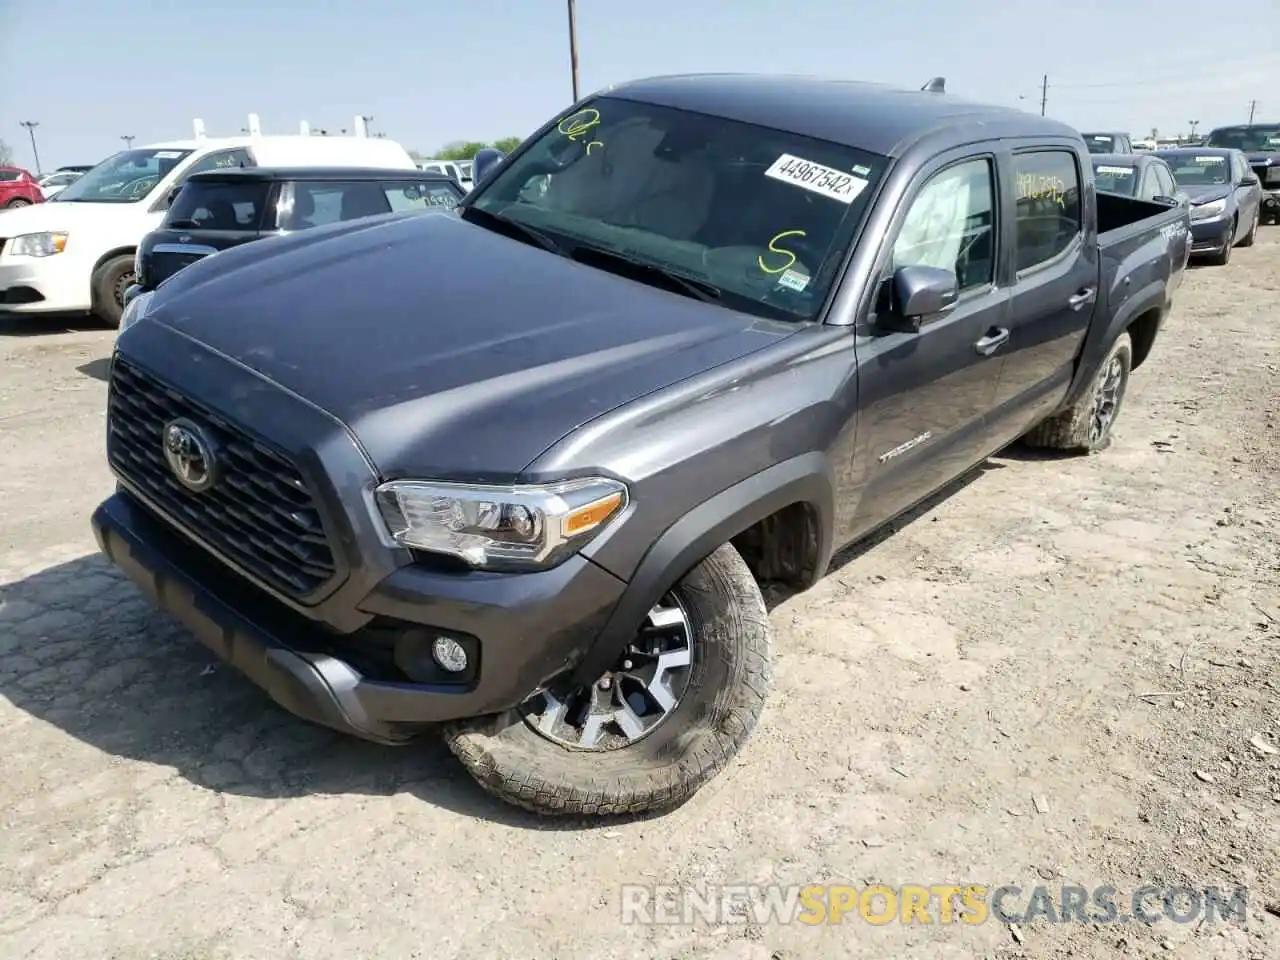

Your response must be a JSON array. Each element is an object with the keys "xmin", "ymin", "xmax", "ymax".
[
  {"xmin": 0, "ymin": 120, "xmax": 418, "ymax": 327},
  {"xmin": 97, "ymin": 74, "xmax": 1191, "ymax": 817}
]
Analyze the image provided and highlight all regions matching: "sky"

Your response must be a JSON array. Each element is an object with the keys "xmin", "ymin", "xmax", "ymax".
[{"xmin": 2, "ymin": 0, "xmax": 1278, "ymax": 172}]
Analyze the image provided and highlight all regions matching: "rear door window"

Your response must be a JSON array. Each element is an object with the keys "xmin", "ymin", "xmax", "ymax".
[
  {"xmin": 1013, "ymin": 150, "xmax": 1083, "ymax": 273},
  {"xmin": 166, "ymin": 179, "xmax": 269, "ymax": 230}
]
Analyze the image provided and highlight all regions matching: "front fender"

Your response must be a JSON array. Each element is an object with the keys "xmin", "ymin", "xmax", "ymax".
[{"xmin": 570, "ymin": 452, "xmax": 835, "ymax": 688}]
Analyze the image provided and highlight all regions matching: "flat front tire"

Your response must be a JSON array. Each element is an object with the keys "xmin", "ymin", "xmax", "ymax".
[
  {"xmin": 1022, "ymin": 331, "xmax": 1133, "ymax": 454},
  {"xmin": 444, "ymin": 542, "xmax": 772, "ymax": 816}
]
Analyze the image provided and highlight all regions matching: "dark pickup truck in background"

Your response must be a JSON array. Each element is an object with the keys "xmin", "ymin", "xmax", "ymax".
[
  {"xmin": 94, "ymin": 74, "xmax": 1190, "ymax": 817},
  {"xmin": 121, "ymin": 167, "xmax": 465, "ymax": 318},
  {"xmin": 1204, "ymin": 122, "xmax": 1280, "ymax": 224}
]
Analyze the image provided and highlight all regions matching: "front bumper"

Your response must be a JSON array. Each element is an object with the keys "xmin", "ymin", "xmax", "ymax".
[
  {"xmin": 0, "ymin": 251, "xmax": 92, "ymax": 313},
  {"xmin": 1188, "ymin": 215, "xmax": 1232, "ymax": 255},
  {"xmin": 93, "ymin": 491, "xmax": 627, "ymax": 742}
]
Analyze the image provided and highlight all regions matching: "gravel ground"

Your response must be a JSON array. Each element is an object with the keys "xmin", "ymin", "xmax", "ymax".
[{"xmin": 1, "ymin": 233, "xmax": 1277, "ymax": 960}]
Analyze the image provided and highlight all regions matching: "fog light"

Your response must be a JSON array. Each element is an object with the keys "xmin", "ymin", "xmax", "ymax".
[{"xmin": 431, "ymin": 636, "xmax": 469, "ymax": 673}]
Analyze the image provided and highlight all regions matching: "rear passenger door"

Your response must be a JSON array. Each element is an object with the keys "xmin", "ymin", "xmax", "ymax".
[{"xmin": 989, "ymin": 147, "xmax": 1096, "ymax": 431}]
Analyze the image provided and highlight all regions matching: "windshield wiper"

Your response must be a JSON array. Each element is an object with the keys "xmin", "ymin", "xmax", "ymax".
[
  {"xmin": 460, "ymin": 206, "xmax": 563, "ymax": 255},
  {"xmin": 569, "ymin": 244, "xmax": 721, "ymax": 304}
]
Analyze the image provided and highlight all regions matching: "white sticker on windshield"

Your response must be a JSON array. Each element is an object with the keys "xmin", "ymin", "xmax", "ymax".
[
  {"xmin": 764, "ymin": 154, "xmax": 868, "ymax": 204},
  {"xmin": 1096, "ymin": 165, "xmax": 1133, "ymax": 175},
  {"xmin": 155, "ymin": 151, "xmax": 184, "ymax": 159},
  {"xmin": 777, "ymin": 269, "xmax": 810, "ymax": 292},
  {"xmin": 1195, "ymin": 156, "xmax": 1224, "ymax": 163},
  {"xmin": 1093, "ymin": 136, "xmax": 1111, "ymax": 142}
]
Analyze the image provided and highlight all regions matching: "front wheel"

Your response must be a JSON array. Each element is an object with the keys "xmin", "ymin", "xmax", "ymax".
[
  {"xmin": 5, "ymin": 198, "xmax": 31, "ymax": 208},
  {"xmin": 444, "ymin": 542, "xmax": 772, "ymax": 816},
  {"xmin": 90, "ymin": 254, "xmax": 136, "ymax": 328},
  {"xmin": 1022, "ymin": 332, "xmax": 1132, "ymax": 454}
]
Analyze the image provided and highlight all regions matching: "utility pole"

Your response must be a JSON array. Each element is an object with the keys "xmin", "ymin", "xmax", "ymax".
[
  {"xmin": 1039, "ymin": 75, "xmax": 1048, "ymax": 117},
  {"xmin": 120, "ymin": 135, "xmax": 135, "ymax": 149},
  {"xmin": 1247, "ymin": 100, "xmax": 1257, "ymax": 124},
  {"xmin": 567, "ymin": 0, "xmax": 580, "ymax": 102},
  {"xmin": 19, "ymin": 120, "xmax": 41, "ymax": 175}
]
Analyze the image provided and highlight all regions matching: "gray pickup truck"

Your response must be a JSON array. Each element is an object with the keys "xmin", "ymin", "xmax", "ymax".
[{"xmin": 93, "ymin": 74, "xmax": 1190, "ymax": 817}]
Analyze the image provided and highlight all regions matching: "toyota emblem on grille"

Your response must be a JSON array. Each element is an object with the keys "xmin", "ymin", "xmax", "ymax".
[{"xmin": 162, "ymin": 418, "xmax": 219, "ymax": 493}]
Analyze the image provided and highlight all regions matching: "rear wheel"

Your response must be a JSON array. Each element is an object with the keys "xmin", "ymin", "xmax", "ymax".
[
  {"xmin": 91, "ymin": 254, "xmax": 136, "ymax": 328},
  {"xmin": 1023, "ymin": 332, "xmax": 1132, "ymax": 454},
  {"xmin": 444, "ymin": 543, "xmax": 772, "ymax": 816}
]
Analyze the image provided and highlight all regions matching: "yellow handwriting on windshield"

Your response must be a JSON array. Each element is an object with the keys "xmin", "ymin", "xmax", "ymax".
[
  {"xmin": 586, "ymin": 140, "xmax": 604, "ymax": 155},
  {"xmin": 558, "ymin": 108, "xmax": 601, "ymax": 142},
  {"xmin": 758, "ymin": 229, "xmax": 807, "ymax": 274}
]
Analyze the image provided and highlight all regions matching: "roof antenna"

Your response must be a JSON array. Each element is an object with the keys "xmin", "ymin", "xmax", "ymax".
[{"xmin": 921, "ymin": 77, "xmax": 946, "ymax": 93}]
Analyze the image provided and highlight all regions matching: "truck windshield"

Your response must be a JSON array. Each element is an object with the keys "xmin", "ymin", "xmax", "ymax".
[
  {"xmin": 1092, "ymin": 163, "xmax": 1137, "ymax": 196},
  {"xmin": 465, "ymin": 95, "xmax": 888, "ymax": 323},
  {"xmin": 167, "ymin": 179, "xmax": 269, "ymax": 230},
  {"xmin": 54, "ymin": 148, "xmax": 194, "ymax": 204},
  {"xmin": 1206, "ymin": 125, "xmax": 1280, "ymax": 152},
  {"xmin": 1083, "ymin": 135, "xmax": 1120, "ymax": 154},
  {"xmin": 1165, "ymin": 155, "xmax": 1230, "ymax": 186}
]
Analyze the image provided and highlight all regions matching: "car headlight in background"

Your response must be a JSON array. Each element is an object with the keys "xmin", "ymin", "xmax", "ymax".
[
  {"xmin": 118, "ymin": 289, "xmax": 155, "ymax": 334},
  {"xmin": 375, "ymin": 477, "xmax": 628, "ymax": 569},
  {"xmin": 8, "ymin": 232, "xmax": 68, "ymax": 257},
  {"xmin": 1189, "ymin": 199, "xmax": 1226, "ymax": 221}
]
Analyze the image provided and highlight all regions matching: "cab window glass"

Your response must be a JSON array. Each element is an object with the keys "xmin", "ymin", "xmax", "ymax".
[
  {"xmin": 1014, "ymin": 151, "xmax": 1082, "ymax": 272},
  {"xmin": 167, "ymin": 180, "xmax": 267, "ymax": 229},
  {"xmin": 184, "ymin": 149, "xmax": 253, "ymax": 178},
  {"xmin": 892, "ymin": 157, "xmax": 995, "ymax": 292},
  {"xmin": 282, "ymin": 181, "xmax": 393, "ymax": 229}
]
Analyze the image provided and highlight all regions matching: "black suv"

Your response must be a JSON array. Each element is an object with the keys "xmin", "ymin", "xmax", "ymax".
[{"xmin": 123, "ymin": 167, "xmax": 464, "ymax": 312}]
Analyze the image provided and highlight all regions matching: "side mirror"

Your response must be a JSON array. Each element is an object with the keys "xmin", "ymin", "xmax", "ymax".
[
  {"xmin": 1152, "ymin": 194, "xmax": 1179, "ymax": 206},
  {"xmin": 471, "ymin": 148, "xmax": 505, "ymax": 187},
  {"xmin": 881, "ymin": 265, "xmax": 959, "ymax": 332},
  {"xmin": 1240, "ymin": 173, "xmax": 1259, "ymax": 187}
]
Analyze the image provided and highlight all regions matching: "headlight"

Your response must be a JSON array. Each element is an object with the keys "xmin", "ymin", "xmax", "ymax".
[
  {"xmin": 375, "ymin": 477, "xmax": 628, "ymax": 569},
  {"xmin": 8, "ymin": 232, "xmax": 68, "ymax": 257},
  {"xmin": 1190, "ymin": 199, "xmax": 1226, "ymax": 220},
  {"xmin": 118, "ymin": 289, "xmax": 155, "ymax": 334}
]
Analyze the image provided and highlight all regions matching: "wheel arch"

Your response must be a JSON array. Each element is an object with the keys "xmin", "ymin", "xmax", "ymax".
[{"xmin": 569, "ymin": 453, "xmax": 836, "ymax": 689}]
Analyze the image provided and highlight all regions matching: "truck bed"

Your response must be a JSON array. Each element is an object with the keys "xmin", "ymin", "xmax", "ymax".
[{"xmin": 1096, "ymin": 191, "xmax": 1186, "ymax": 248}]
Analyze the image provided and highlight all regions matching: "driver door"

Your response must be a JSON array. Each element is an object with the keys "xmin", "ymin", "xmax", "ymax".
[{"xmin": 849, "ymin": 150, "xmax": 1010, "ymax": 538}]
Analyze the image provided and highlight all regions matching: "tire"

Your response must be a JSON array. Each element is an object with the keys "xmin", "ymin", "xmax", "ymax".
[
  {"xmin": 1022, "ymin": 331, "xmax": 1133, "ymax": 454},
  {"xmin": 90, "ymin": 254, "xmax": 136, "ymax": 329},
  {"xmin": 444, "ymin": 542, "xmax": 772, "ymax": 816},
  {"xmin": 1205, "ymin": 219, "xmax": 1235, "ymax": 266},
  {"xmin": 1238, "ymin": 206, "xmax": 1260, "ymax": 247},
  {"xmin": 5, "ymin": 198, "xmax": 31, "ymax": 208}
]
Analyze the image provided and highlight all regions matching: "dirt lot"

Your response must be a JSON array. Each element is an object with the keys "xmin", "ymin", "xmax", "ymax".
[{"xmin": 1, "ymin": 234, "xmax": 1277, "ymax": 960}]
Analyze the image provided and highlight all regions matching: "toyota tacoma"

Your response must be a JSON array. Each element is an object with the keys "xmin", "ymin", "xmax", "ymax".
[{"xmin": 93, "ymin": 74, "xmax": 1190, "ymax": 816}]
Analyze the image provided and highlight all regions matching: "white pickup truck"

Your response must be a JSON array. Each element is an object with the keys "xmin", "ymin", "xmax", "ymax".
[{"xmin": 0, "ymin": 116, "xmax": 417, "ymax": 327}]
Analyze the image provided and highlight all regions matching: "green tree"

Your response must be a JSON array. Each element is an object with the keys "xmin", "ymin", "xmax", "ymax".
[
  {"xmin": 433, "ymin": 140, "xmax": 490, "ymax": 161},
  {"xmin": 0, "ymin": 139, "xmax": 13, "ymax": 166},
  {"xmin": 492, "ymin": 136, "xmax": 522, "ymax": 154}
]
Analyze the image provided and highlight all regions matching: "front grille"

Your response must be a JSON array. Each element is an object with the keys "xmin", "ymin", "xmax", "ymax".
[
  {"xmin": 107, "ymin": 357, "xmax": 338, "ymax": 598},
  {"xmin": 148, "ymin": 250, "xmax": 209, "ymax": 287}
]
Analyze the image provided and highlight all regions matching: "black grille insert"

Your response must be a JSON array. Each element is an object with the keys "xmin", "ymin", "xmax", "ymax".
[
  {"xmin": 107, "ymin": 357, "xmax": 338, "ymax": 598},
  {"xmin": 147, "ymin": 251, "xmax": 209, "ymax": 287}
]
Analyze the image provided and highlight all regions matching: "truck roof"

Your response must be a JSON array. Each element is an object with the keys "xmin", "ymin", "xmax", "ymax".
[
  {"xmin": 606, "ymin": 73, "xmax": 1081, "ymax": 157},
  {"xmin": 187, "ymin": 166, "xmax": 459, "ymax": 183}
]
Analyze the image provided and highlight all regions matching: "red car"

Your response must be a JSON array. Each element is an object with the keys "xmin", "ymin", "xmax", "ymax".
[{"xmin": 0, "ymin": 167, "xmax": 45, "ymax": 209}]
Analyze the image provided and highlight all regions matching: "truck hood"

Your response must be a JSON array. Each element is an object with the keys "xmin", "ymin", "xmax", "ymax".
[
  {"xmin": 1182, "ymin": 185, "xmax": 1232, "ymax": 204},
  {"xmin": 146, "ymin": 212, "xmax": 797, "ymax": 480}
]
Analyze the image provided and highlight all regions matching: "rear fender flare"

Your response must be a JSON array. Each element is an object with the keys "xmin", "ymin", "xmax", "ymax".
[
  {"xmin": 569, "ymin": 453, "xmax": 836, "ymax": 689},
  {"xmin": 1062, "ymin": 278, "xmax": 1164, "ymax": 410}
]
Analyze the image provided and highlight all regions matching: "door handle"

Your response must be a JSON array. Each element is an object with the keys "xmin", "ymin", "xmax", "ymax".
[
  {"xmin": 973, "ymin": 327, "xmax": 1009, "ymax": 356},
  {"xmin": 1068, "ymin": 287, "xmax": 1097, "ymax": 310}
]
